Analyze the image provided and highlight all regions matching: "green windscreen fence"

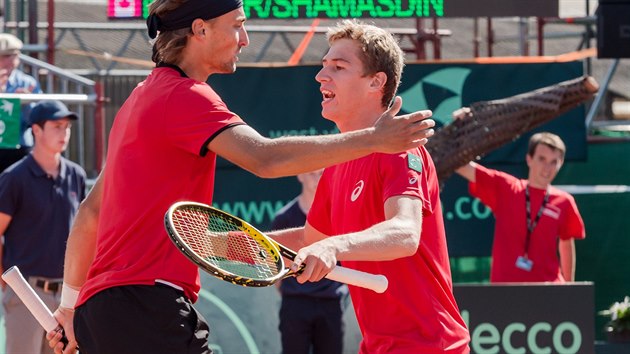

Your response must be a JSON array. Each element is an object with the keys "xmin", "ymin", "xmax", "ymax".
[{"xmin": 209, "ymin": 60, "xmax": 588, "ymax": 256}]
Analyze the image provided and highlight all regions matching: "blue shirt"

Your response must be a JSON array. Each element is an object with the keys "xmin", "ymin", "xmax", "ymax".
[
  {"xmin": 4, "ymin": 69, "xmax": 43, "ymax": 147},
  {"xmin": 271, "ymin": 198, "xmax": 348, "ymax": 299},
  {"xmin": 0, "ymin": 154, "xmax": 86, "ymax": 278}
]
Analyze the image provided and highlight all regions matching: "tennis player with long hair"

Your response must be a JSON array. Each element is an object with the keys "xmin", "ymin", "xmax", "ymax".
[
  {"xmin": 46, "ymin": 1, "xmax": 435, "ymax": 353},
  {"xmin": 268, "ymin": 20, "xmax": 470, "ymax": 353}
]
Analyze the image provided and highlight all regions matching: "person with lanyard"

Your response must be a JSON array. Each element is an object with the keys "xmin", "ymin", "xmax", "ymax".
[
  {"xmin": 46, "ymin": 1, "xmax": 436, "ymax": 353},
  {"xmin": 456, "ymin": 132, "xmax": 586, "ymax": 282},
  {"xmin": 0, "ymin": 100, "xmax": 86, "ymax": 354}
]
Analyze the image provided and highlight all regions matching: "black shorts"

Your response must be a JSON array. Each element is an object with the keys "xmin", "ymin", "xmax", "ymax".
[
  {"xmin": 279, "ymin": 296, "xmax": 345, "ymax": 354},
  {"xmin": 74, "ymin": 284, "xmax": 211, "ymax": 354}
]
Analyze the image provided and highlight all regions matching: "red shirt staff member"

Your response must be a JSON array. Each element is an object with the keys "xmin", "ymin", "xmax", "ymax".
[
  {"xmin": 47, "ymin": 1, "xmax": 436, "ymax": 353},
  {"xmin": 270, "ymin": 20, "xmax": 470, "ymax": 353},
  {"xmin": 456, "ymin": 132, "xmax": 586, "ymax": 283}
]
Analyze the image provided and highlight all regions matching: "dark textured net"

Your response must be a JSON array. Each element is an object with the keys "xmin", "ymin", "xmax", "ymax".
[
  {"xmin": 426, "ymin": 76, "xmax": 599, "ymax": 184},
  {"xmin": 170, "ymin": 206, "xmax": 281, "ymax": 280}
]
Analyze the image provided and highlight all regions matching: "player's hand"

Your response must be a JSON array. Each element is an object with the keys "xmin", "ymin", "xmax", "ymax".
[
  {"xmin": 372, "ymin": 96, "xmax": 434, "ymax": 153},
  {"xmin": 291, "ymin": 241, "xmax": 338, "ymax": 284},
  {"xmin": 47, "ymin": 307, "xmax": 78, "ymax": 354}
]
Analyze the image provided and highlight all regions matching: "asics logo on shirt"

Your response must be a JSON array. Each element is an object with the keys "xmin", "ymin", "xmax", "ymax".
[
  {"xmin": 351, "ymin": 180, "xmax": 365, "ymax": 202},
  {"xmin": 409, "ymin": 176, "xmax": 418, "ymax": 185}
]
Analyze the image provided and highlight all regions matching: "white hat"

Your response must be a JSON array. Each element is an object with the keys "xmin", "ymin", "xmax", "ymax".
[{"xmin": 0, "ymin": 33, "xmax": 23, "ymax": 55}]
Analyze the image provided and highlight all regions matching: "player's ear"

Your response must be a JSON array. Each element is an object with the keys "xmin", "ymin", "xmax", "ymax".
[
  {"xmin": 370, "ymin": 72, "xmax": 387, "ymax": 91},
  {"xmin": 31, "ymin": 123, "xmax": 43, "ymax": 135},
  {"xmin": 191, "ymin": 19, "xmax": 206, "ymax": 38},
  {"xmin": 525, "ymin": 153, "xmax": 533, "ymax": 168}
]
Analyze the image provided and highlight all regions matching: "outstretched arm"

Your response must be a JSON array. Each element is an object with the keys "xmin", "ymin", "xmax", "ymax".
[
  {"xmin": 209, "ymin": 97, "xmax": 434, "ymax": 178},
  {"xmin": 451, "ymin": 107, "xmax": 478, "ymax": 183},
  {"xmin": 455, "ymin": 161, "xmax": 478, "ymax": 183},
  {"xmin": 290, "ymin": 196, "xmax": 423, "ymax": 283}
]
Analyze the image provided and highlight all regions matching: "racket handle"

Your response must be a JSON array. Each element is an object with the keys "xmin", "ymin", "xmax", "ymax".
[
  {"xmin": 327, "ymin": 266, "xmax": 388, "ymax": 293},
  {"xmin": 1, "ymin": 266, "xmax": 69, "ymax": 347}
]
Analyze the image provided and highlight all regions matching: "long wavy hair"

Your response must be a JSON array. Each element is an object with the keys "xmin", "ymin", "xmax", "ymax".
[{"xmin": 148, "ymin": 0, "xmax": 192, "ymax": 65}]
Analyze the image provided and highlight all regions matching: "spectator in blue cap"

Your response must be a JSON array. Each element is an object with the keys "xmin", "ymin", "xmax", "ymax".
[
  {"xmin": 0, "ymin": 99, "xmax": 85, "ymax": 354},
  {"xmin": 28, "ymin": 100, "xmax": 78, "ymax": 126}
]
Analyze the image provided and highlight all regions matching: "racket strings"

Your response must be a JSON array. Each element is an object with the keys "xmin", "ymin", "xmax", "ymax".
[{"xmin": 172, "ymin": 208, "xmax": 282, "ymax": 280}]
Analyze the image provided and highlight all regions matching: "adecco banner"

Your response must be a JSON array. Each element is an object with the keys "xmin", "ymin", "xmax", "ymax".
[
  {"xmin": 2, "ymin": 275, "xmax": 590, "ymax": 353},
  {"xmin": 0, "ymin": 275, "xmax": 592, "ymax": 353},
  {"xmin": 208, "ymin": 61, "xmax": 586, "ymax": 257},
  {"xmin": 189, "ymin": 280, "xmax": 594, "ymax": 354},
  {"xmin": 454, "ymin": 282, "xmax": 595, "ymax": 354}
]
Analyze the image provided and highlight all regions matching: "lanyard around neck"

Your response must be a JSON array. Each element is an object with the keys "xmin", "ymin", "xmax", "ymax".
[{"xmin": 524, "ymin": 184, "xmax": 550, "ymax": 257}]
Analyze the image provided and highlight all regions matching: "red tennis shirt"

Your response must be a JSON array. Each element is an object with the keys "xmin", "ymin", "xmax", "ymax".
[
  {"xmin": 308, "ymin": 147, "xmax": 470, "ymax": 354},
  {"xmin": 77, "ymin": 67, "xmax": 245, "ymax": 306}
]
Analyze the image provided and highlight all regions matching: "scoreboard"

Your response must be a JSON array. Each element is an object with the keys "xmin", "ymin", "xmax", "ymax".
[{"xmin": 108, "ymin": 0, "xmax": 558, "ymax": 20}]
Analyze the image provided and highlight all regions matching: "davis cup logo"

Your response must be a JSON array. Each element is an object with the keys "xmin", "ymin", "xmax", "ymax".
[{"xmin": 351, "ymin": 180, "xmax": 364, "ymax": 202}]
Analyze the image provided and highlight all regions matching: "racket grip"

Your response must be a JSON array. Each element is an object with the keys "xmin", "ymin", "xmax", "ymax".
[
  {"xmin": 327, "ymin": 266, "xmax": 388, "ymax": 293},
  {"xmin": 1, "ymin": 266, "xmax": 69, "ymax": 347}
]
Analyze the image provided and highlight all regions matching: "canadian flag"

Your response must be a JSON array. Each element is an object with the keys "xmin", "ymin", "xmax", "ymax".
[{"xmin": 109, "ymin": 0, "xmax": 141, "ymax": 18}]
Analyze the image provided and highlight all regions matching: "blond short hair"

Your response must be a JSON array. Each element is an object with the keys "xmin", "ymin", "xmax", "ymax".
[{"xmin": 326, "ymin": 19, "xmax": 404, "ymax": 108}]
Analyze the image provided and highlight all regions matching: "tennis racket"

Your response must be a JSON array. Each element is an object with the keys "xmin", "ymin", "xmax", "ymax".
[
  {"xmin": 164, "ymin": 201, "xmax": 388, "ymax": 293},
  {"xmin": 1, "ymin": 266, "xmax": 69, "ymax": 348}
]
